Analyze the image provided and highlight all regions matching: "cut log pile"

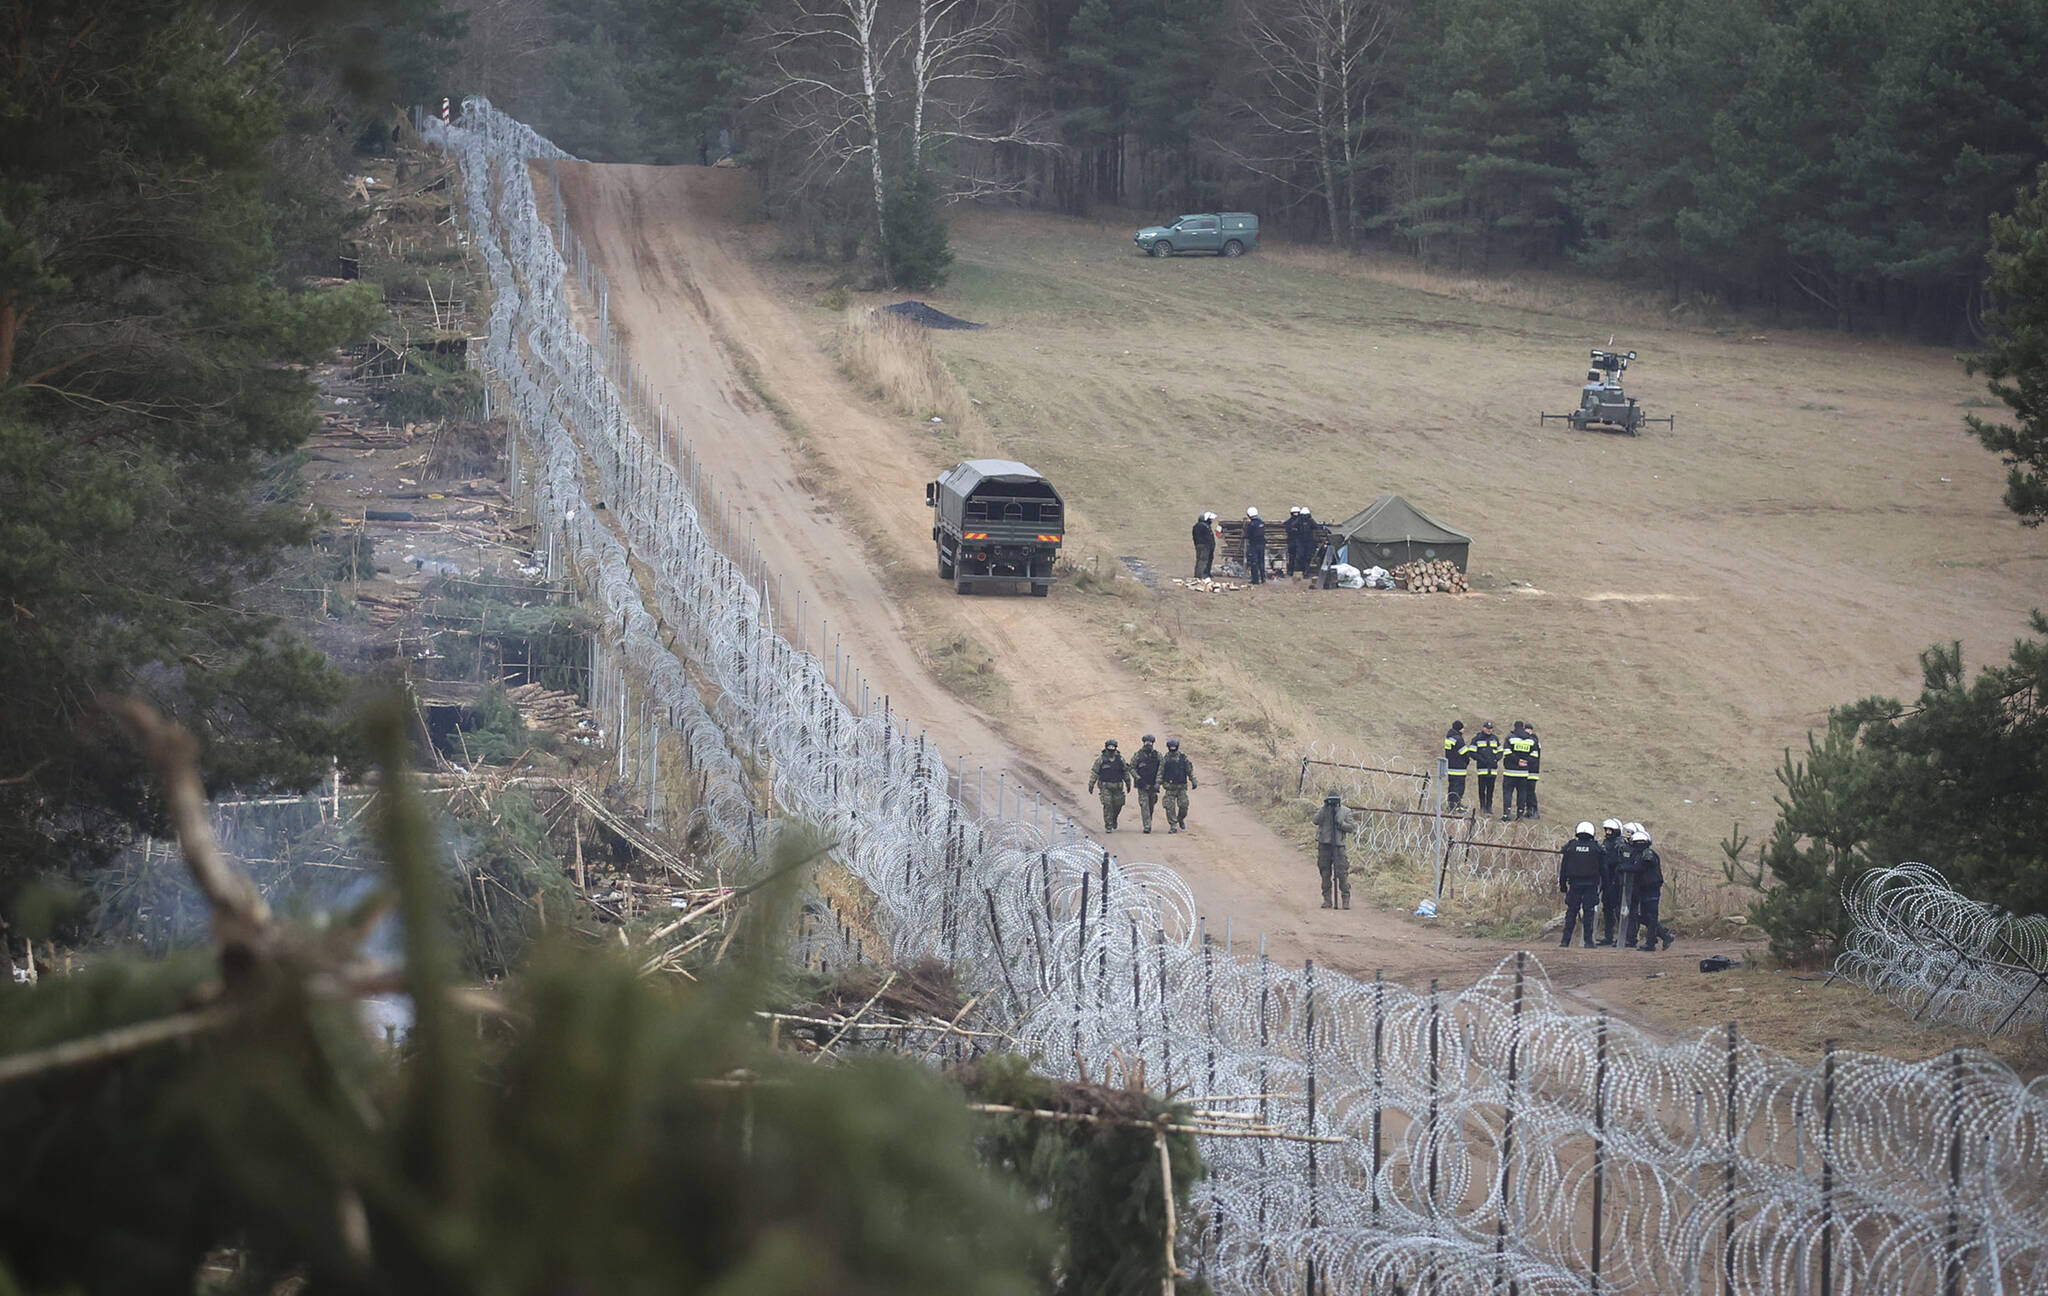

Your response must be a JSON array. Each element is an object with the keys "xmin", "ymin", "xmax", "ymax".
[
  {"xmin": 1392, "ymin": 559, "xmax": 1469, "ymax": 593},
  {"xmin": 353, "ymin": 589, "xmax": 418, "ymax": 626},
  {"xmin": 1171, "ymin": 576, "xmax": 1248, "ymax": 594},
  {"xmin": 507, "ymin": 681, "xmax": 592, "ymax": 735}
]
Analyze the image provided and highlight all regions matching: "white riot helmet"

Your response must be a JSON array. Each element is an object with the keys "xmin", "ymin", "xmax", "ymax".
[
  {"xmin": 1202, "ymin": 511, "xmax": 1217, "ymax": 521},
  {"xmin": 1601, "ymin": 818, "xmax": 1622, "ymax": 831},
  {"xmin": 1246, "ymin": 506, "xmax": 1259, "ymax": 517},
  {"xmin": 1623, "ymin": 821, "xmax": 1643, "ymax": 837},
  {"xmin": 1575, "ymin": 821, "xmax": 1596, "ymax": 837},
  {"xmin": 1631, "ymin": 829, "xmax": 1651, "ymax": 844}
]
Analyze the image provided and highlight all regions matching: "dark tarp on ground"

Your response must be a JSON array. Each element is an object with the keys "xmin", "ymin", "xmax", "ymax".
[
  {"xmin": 882, "ymin": 300, "xmax": 985, "ymax": 329},
  {"xmin": 1328, "ymin": 494, "xmax": 1473, "ymax": 571}
]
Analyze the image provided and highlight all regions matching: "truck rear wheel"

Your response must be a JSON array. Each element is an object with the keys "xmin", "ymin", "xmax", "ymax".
[
  {"xmin": 1222, "ymin": 240, "xmax": 1243, "ymax": 257},
  {"xmin": 1031, "ymin": 583, "xmax": 1050, "ymax": 597},
  {"xmin": 955, "ymin": 577, "xmax": 974, "ymax": 595}
]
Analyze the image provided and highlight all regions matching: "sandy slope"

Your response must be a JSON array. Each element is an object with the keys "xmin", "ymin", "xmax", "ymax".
[{"xmin": 540, "ymin": 160, "xmax": 1644, "ymax": 995}]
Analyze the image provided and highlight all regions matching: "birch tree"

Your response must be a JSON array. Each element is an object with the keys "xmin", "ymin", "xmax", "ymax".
[
  {"xmin": 754, "ymin": 0, "xmax": 896, "ymax": 265},
  {"xmin": 1232, "ymin": 0, "xmax": 1392, "ymax": 243},
  {"xmin": 751, "ymin": 0, "xmax": 1048, "ymax": 272}
]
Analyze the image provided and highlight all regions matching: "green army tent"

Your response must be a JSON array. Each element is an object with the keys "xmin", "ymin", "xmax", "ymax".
[{"xmin": 1329, "ymin": 495, "xmax": 1472, "ymax": 572}]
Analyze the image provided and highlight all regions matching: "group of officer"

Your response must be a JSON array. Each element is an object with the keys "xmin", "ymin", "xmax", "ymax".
[
  {"xmin": 1441, "ymin": 719, "xmax": 1542, "ymax": 820},
  {"xmin": 1087, "ymin": 735, "xmax": 1199, "ymax": 833},
  {"xmin": 1557, "ymin": 819, "xmax": 1674, "ymax": 951},
  {"xmin": 1190, "ymin": 507, "xmax": 1322, "ymax": 586}
]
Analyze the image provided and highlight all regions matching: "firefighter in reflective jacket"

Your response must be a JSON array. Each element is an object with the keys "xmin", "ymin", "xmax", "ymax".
[
  {"xmin": 1442, "ymin": 720, "xmax": 1472, "ymax": 810},
  {"xmin": 1521, "ymin": 724, "xmax": 1543, "ymax": 819},
  {"xmin": 1468, "ymin": 721, "xmax": 1504, "ymax": 815},
  {"xmin": 1502, "ymin": 722, "xmax": 1539, "ymax": 820},
  {"xmin": 1499, "ymin": 721, "xmax": 1529, "ymax": 820}
]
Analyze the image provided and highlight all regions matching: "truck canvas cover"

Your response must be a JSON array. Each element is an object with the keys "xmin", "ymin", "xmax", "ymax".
[{"xmin": 944, "ymin": 459, "xmax": 1054, "ymax": 492}]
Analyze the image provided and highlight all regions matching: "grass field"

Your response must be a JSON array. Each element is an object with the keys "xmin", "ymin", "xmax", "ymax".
[{"xmin": 817, "ymin": 206, "xmax": 2048, "ymax": 929}]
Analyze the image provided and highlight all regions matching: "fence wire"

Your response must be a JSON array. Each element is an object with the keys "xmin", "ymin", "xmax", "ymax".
[
  {"xmin": 425, "ymin": 101, "xmax": 2048, "ymax": 1294},
  {"xmin": 1836, "ymin": 862, "xmax": 2048, "ymax": 1040}
]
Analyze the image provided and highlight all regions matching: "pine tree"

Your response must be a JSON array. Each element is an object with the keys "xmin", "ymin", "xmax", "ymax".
[
  {"xmin": 0, "ymin": 0, "xmax": 383, "ymax": 911},
  {"xmin": 883, "ymin": 169, "xmax": 956, "ymax": 290},
  {"xmin": 1968, "ymin": 163, "xmax": 2048, "ymax": 524}
]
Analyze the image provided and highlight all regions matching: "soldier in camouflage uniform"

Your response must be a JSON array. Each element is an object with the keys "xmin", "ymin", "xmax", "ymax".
[
  {"xmin": 1160, "ymin": 738, "xmax": 1197, "ymax": 833},
  {"xmin": 1130, "ymin": 734, "xmax": 1163, "ymax": 833},
  {"xmin": 1312, "ymin": 790, "xmax": 1356, "ymax": 909},
  {"xmin": 1087, "ymin": 738, "xmax": 1133, "ymax": 831}
]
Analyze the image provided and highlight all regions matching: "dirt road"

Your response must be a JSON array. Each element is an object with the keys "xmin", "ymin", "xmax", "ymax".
[{"xmin": 542, "ymin": 161, "xmax": 1642, "ymax": 994}]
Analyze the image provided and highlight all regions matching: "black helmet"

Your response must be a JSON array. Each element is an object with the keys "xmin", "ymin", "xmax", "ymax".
[
  {"xmin": 1165, "ymin": 738, "xmax": 1180, "ymax": 749},
  {"xmin": 1142, "ymin": 734, "xmax": 1156, "ymax": 743},
  {"xmin": 1450, "ymin": 719, "xmax": 1464, "ymax": 731},
  {"xmin": 1104, "ymin": 738, "xmax": 1118, "ymax": 748},
  {"xmin": 1325, "ymin": 789, "xmax": 1342, "ymax": 803}
]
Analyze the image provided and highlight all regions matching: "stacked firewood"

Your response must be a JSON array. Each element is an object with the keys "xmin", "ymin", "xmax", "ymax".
[
  {"xmin": 507, "ymin": 681, "xmax": 591, "ymax": 734},
  {"xmin": 1392, "ymin": 559, "xmax": 1469, "ymax": 593}
]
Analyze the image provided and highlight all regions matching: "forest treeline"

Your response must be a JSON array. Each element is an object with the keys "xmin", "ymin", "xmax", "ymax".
[{"xmin": 486, "ymin": 0, "xmax": 2048, "ymax": 336}]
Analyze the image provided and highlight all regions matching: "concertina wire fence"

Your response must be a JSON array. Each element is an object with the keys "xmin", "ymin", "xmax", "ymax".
[
  {"xmin": 423, "ymin": 101, "xmax": 2048, "ymax": 1294},
  {"xmin": 1835, "ymin": 863, "xmax": 2048, "ymax": 1041}
]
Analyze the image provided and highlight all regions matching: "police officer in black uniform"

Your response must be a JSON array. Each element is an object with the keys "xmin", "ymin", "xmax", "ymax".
[
  {"xmin": 1596, "ymin": 818, "xmax": 1626, "ymax": 945},
  {"xmin": 1558, "ymin": 822, "xmax": 1604, "ymax": 947},
  {"xmin": 1624, "ymin": 829, "xmax": 1674, "ymax": 951},
  {"xmin": 1243, "ymin": 507, "xmax": 1267, "ymax": 584}
]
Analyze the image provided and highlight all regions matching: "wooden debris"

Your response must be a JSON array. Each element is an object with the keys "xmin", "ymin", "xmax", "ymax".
[
  {"xmin": 1392, "ymin": 558, "xmax": 1469, "ymax": 594},
  {"xmin": 506, "ymin": 682, "xmax": 590, "ymax": 735},
  {"xmin": 1170, "ymin": 576, "xmax": 1247, "ymax": 594}
]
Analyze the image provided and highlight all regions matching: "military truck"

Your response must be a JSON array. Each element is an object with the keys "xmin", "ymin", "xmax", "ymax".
[{"xmin": 926, "ymin": 459, "xmax": 1063, "ymax": 596}]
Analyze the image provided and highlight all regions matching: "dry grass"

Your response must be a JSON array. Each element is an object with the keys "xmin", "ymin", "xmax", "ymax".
[
  {"xmin": 834, "ymin": 307, "xmax": 976, "ymax": 430},
  {"xmin": 1259, "ymin": 242, "xmax": 1741, "ymax": 335},
  {"xmin": 919, "ymin": 206, "xmax": 2047, "ymax": 942},
  {"xmin": 923, "ymin": 631, "xmax": 1010, "ymax": 707}
]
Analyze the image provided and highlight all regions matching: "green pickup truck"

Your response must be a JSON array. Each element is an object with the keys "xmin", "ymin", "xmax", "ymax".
[{"xmin": 1134, "ymin": 212, "xmax": 1259, "ymax": 258}]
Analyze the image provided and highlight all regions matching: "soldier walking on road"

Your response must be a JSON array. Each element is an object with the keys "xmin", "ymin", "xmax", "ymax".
[
  {"xmin": 1131, "ymin": 734, "xmax": 1163, "ymax": 833},
  {"xmin": 1192, "ymin": 512, "xmax": 1217, "ymax": 577},
  {"xmin": 1559, "ymin": 822, "xmax": 1604, "ymax": 947},
  {"xmin": 1087, "ymin": 738, "xmax": 1133, "ymax": 832},
  {"xmin": 1442, "ymin": 720, "xmax": 1472, "ymax": 811},
  {"xmin": 1244, "ymin": 507, "xmax": 1267, "ymax": 584},
  {"xmin": 1469, "ymin": 721, "xmax": 1503, "ymax": 816},
  {"xmin": 1312, "ymin": 791, "xmax": 1355, "ymax": 909},
  {"xmin": 1597, "ymin": 818, "xmax": 1626, "ymax": 945},
  {"xmin": 1160, "ymin": 738, "xmax": 1197, "ymax": 832}
]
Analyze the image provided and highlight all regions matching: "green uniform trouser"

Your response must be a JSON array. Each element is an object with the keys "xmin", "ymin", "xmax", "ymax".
[
  {"xmin": 1162, "ymin": 785, "xmax": 1189, "ymax": 828},
  {"xmin": 1316, "ymin": 843, "xmax": 1351, "ymax": 905},
  {"xmin": 1136, "ymin": 786, "xmax": 1159, "ymax": 830},
  {"xmin": 1098, "ymin": 785, "xmax": 1125, "ymax": 829}
]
